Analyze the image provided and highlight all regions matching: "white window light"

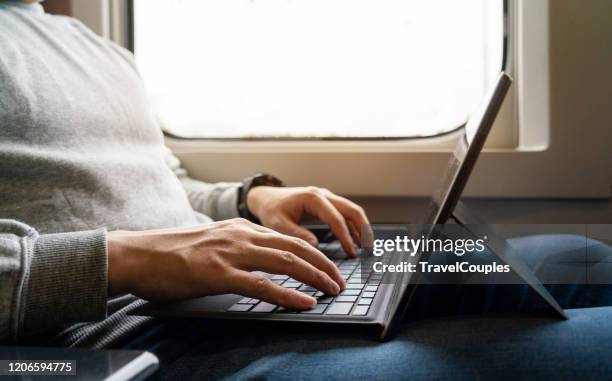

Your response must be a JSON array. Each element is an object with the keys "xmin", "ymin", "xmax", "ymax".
[{"xmin": 133, "ymin": 0, "xmax": 504, "ymax": 140}]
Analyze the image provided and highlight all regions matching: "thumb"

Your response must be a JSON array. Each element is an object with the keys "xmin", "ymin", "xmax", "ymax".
[{"xmin": 276, "ymin": 217, "xmax": 319, "ymax": 247}]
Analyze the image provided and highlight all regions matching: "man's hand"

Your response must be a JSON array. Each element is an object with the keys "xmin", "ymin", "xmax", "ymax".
[
  {"xmin": 107, "ymin": 218, "xmax": 345, "ymax": 309},
  {"xmin": 246, "ymin": 186, "xmax": 371, "ymax": 257}
]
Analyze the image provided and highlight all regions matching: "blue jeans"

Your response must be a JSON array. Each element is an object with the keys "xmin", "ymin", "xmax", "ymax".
[{"xmin": 126, "ymin": 235, "xmax": 612, "ymax": 380}]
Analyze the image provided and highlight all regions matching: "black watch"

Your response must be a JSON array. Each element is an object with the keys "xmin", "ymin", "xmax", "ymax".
[{"xmin": 238, "ymin": 173, "xmax": 285, "ymax": 223}]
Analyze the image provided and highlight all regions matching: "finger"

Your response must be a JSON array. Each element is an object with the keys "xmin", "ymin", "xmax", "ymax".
[
  {"xmin": 303, "ymin": 192, "xmax": 357, "ymax": 257},
  {"xmin": 347, "ymin": 220, "xmax": 361, "ymax": 247},
  {"xmin": 233, "ymin": 246, "xmax": 341, "ymax": 295},
  {"xmin": 361, "ymin": 222, "xmax": 375, "ymax": 250},
  {"xmin": 322, "ymin": 192, "xmax": 371, "ymax": 247},
  {"xmin": 272, "ymin": 215, "xmax": 319, "ymax": 247},
  {"xmin": 230, "ymin": 270, "xmax": 316, "ymax": 310},
  {"xmin": 253, "ymin": 232, "xmax": 345, "ymax": 289}
]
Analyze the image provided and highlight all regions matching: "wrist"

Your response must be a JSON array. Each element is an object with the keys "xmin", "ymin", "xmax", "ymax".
[
  {"xmin": 238, "ymin": 173, "xmax": 284, "ymax": 222},
  {"xmin": 245, "ymin": 185, "xmax": 272, "ymax": 218},
  {"xmin": 107, "ymin": 231, "xmax": 132, "ymax": 296}
]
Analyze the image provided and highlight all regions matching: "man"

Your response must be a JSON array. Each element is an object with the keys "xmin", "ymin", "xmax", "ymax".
[
  {"xmin": 3, "ymin": 1, "xmax": 612, "ymax": 379},
  {"xmin": 0, "ymin": 0, "xmax": 367, "ymax": 347}
]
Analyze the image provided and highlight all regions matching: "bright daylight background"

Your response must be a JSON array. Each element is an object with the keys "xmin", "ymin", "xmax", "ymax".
[{"xmin": 134, "ymin": 0, "xmax": 503, "ymax": 139}]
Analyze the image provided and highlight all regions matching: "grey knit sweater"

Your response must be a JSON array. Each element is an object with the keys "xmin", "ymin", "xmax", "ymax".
[{"xmin": 0, "ymin": 1, "xmax": 241, "ymax": 348}]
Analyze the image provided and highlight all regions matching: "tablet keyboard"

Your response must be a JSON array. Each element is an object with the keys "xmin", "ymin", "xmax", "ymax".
[{"xmin": 227, "ymin": 243, "xmax": 387, "ymax": 316}]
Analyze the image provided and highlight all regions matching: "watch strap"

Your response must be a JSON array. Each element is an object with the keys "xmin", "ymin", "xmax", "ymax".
[{"xmin": 237, "ymin": 173, "xmax": 284, "ymax": 223}]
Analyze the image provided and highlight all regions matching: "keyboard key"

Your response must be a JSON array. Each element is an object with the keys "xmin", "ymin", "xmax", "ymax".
[
  {"xmin": 237, "ymin": 297, "xmax": 253, "ymax": 304},
  {"xmin": 271, "ymin": 274, "xmax": 289, "ymax": 280},
  {"xmin": 336, "ymin": 295, "xmax": 358, "ymax": 303},
  {"xmin": 251, "ymin": 302, "xmax": 277, "ymax": 313},
  {"xmin": 314, "ymin": 291, "xmax": 324, "ymax": 297},
  {"xmin": 276, "ymin": 307, "xmax": 297, "ymax": 313},
  {"xmin": 362, "ymin": 291, "xmax": 376, "ymax": 298},
  {"xmin": 299, "ymin": 291, "xmax": 316, "ymax": 296},
  {"xmin": 298, "ymin": 285, "xmax": 317, "ymax": 292},
  {"xmin": 327, "ymin": 241, "xmax": 342, "ymax": 251},
  {"xmin": 353, "ymin": 305, "xmax": 370, "ymax": 316},
  {"xmin": 283, "ymin": 282, "xmax": 302, "ymax": 288},
  {"xmin": 272, "ymin": 279, "xmax": 284, "ymax": 285},
  {"xmin": 228, "ymin": 304, "xmax": 253, "ymax": 312},
  {"xmin": 365, "ymin": 285, "xmax": 379, "ymax": 292},
  {"xmin": 325, "ymin": 242, "xmax": 342, "ymax": 252},
  {"xmin": 358, "ymin": 298, "xmax": 373, "ymax": 306},
  {"xmin": 340, "ymin": 289, "xmax": 361, "ymax": 296},
  {"xmin": 317, "ymin": 296, "xmax": 334, "ymax": 304},
  {"xmin": 301, "ymin": 304, "xmax": 328, "ymax": 314},
  {"xmin": 346, "ymin": 284, "xmax": 365, "ymax": 290},
  {"xmin": 326, "ymin": 303, "xmax": 353, "ymax": 315}
]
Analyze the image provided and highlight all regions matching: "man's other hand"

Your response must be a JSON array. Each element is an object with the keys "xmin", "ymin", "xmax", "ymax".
[
  {"xmin": 246, "ymin": 186, "xmax": 371, "ymax": 257},
  {"xmin": 107, "ymin": 219, "xmax": 345, "ymax": 309}
]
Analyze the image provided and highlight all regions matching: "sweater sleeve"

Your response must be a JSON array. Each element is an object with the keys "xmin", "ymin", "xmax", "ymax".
[
  {"xmin": 0, "ymin": 220, "xmax": 107, "ymax": 343},
  {"xmin": 164, "ymin": 149, "xmax": 242, "ymax": 221}
]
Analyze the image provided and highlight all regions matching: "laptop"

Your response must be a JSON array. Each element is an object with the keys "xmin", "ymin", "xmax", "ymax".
[{"xmin": 134, "ymin": 72, "xmax": 566, "ymax": 340}]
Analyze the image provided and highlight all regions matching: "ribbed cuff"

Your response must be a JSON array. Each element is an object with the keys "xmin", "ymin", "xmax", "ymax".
[
  {"xmin": 19, "ymin": 229, "xmax": 108, "ymax": 338},
  {"xmin": 218, "ymin": 185, "xmax": 241, "ymax": 220},
  {"xmin": 181, "ymin": 178, "xmax": 242, "ymax": 221}
]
